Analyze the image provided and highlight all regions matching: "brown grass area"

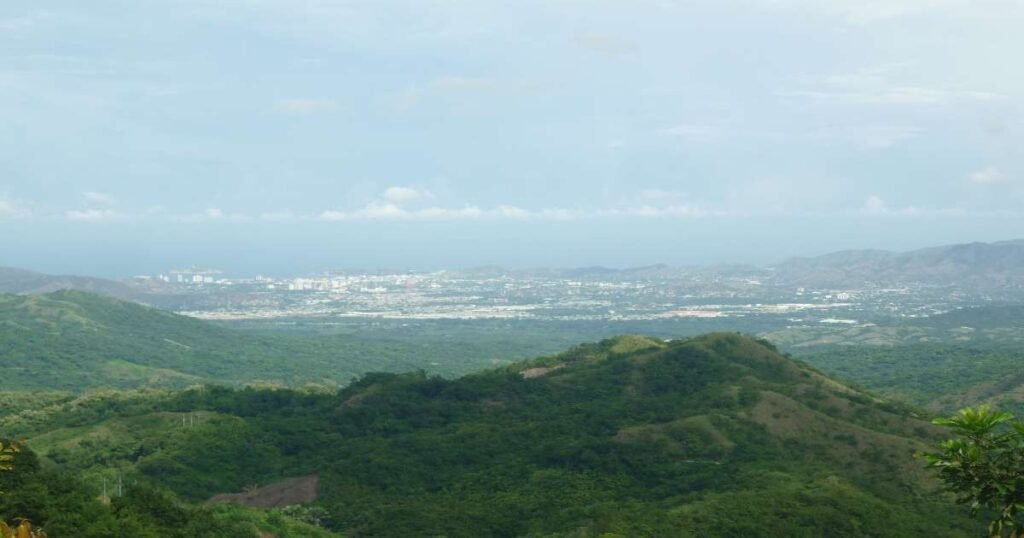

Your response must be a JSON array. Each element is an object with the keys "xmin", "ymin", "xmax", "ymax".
[
  {"xmin": 208, "ymin": 475, "xmax": 319, "ymax": 508},
  {"xmin": 930, "ymin": 372, "xmax": 1024, "ymax": 413},
  {"xmin": 750, "ymin": 391, "xmax": 932, "ymax": 482},
  {"xmin": 520, "ymin": 362, "xmax": 566, "ymax": 379},
  {"xmin": 341, "ymin": 384, "xmax": 384, "ymax": 408}
]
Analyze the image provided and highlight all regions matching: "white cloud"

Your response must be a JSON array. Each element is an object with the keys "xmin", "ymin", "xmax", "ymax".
[
  {"xmin": 83, "ymin": 191, "xmax": 114, "ymax": 205},
  {"xmin": 318, "ymin": 199, "xmax": 718, "ymax": 222},
  {"xmin": 429, "ymin": 77, "xmax": 494, "ymax": 92},
  {"xmin": 66, "ymin": 208, "xmax": 116, "ymax": 221},
  {"xmin": 786, "ymin": 68, "xmax": 1004, "ymax": 107},
  {"xmin": 318, "ymin": 210, "xmax": 347, "ymax": 221},
  {"xmin": 176, "ymin": 207, "xmax": 251, "ymax": 222},
  {"xmin": 860, "ymin": 194, "xmax": 964, "ymax": 216},
  {"xmin": 383, "ymin": 186, "xmax": 431, "ymax": 204},
  {"xmin": 320, "ymin": 203, "xmax": 488, "ymax": 221},
  {"xmin": 359, "ymin": 202, "xmax": 408, "ymax": 219},
  {"xmin": 536, "ymin": 208, "xmax": 586, "ymax": 221},
  {"xmin": 418, "ymin": 206, "xmax": 485, "ymax": 219},
  {"xmin": 632, "ymin": 205, "xmax": 718, "ymax": 217},
  {"xmin": 863, "ymin": 194, "xmax": 888, "ymax": 213},
  {"xmin": 0, "ymin": 198, "xmax": 29, "ymax": 219},
  {"xmin": 277, "ymin": 99, "xmax": 337, "ymax": 114},
  {"xmin": 969, "ymin": 166, "xmax": 1007, "ymax": 185},
  {"xmin": 493, "ymin": 205, "xmax": 531, "ymax": 218},
  {"xmin": 258, "ymin": 210, "xmax": 299, "ymax": 221}
]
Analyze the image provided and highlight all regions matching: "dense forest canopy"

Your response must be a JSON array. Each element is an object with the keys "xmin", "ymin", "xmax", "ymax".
[{"xmin": 1, "ymin": 333, "xmax": 987, "ymax": 537}]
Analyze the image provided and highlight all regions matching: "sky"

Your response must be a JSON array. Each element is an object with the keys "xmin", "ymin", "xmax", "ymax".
[{"xmin": 1, "ymin": 0, "xmax": 1023, "ymax": 276}]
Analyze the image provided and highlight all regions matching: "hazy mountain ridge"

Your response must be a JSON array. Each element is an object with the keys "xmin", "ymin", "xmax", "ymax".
[
  {"xmin": 0, "ymin": 266, "xmax": 145, "ymax": 302},
  {"xmin": 771, "ymin": 239, "xmax": 1024, "ymax": 289},
  {"xmin": 4, "ymin": 239, "xmax": 1024, "ymax": 309}
]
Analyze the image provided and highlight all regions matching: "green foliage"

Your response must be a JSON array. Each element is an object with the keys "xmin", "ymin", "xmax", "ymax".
[
  {"xmin": 0, "ymin": 442, "xmax": 17, "ymax": 473},
  {"xmin": 0, "ymin": 289, "xmax": 807, "ymax": 392},
  {"xmin": 923, "ymin": 406, "xmax": 1024, "ymax": 537},
  {"xmin": 797, "ymin": 344, "xmax": 1024, "ymax": 413},
  {"xmin": 13, "ymin": 333, "xmax": 977, "ymax": 536},
  {"xmin": 0, "ymin": 443, "xmax": 339, "ymax": 537},
  {"xmin": 0, "ymin": 290, "xmax": 515, "ymax": 391}
]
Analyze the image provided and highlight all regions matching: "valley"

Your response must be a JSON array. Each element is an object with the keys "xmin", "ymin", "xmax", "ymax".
[
  {"xmin": 0, "ymin": 334, "xmax": 983, "ymax": 537},
  {"xmin": 4, "ymin": 241, "xmax": 1024, "ymax": 536}
]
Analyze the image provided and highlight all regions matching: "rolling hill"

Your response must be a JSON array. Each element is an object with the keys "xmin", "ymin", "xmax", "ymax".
[
  {"xmin": 4, "ymin": 333, "xmax": 979, "ymax": 537},
  {"xmin": 0, "ymin": 290, "xmax": 519, "ymax": 390}
]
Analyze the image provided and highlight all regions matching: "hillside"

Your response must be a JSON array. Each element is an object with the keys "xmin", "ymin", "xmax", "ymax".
[
  {"xmin": 796, "ymin": 344, "xmax": 1024, "ymax": 411},
  {"xmin": 0, "ymin": 266, "xmax": 143, "ymax": 302},
  {"xmin": 911, "ymin": 304, "xmax": 1024, "ymax": 330},
  {"xmin": 771, "ymin": 239, "xmax": 1024, "ymax": 290},
  {"xmin": 5, "ymin": 333, "xmax": 978, "ymax": 537},
  {"xmin": 0, "ymin": 290, "xmax": 514, "ymax": 390}
]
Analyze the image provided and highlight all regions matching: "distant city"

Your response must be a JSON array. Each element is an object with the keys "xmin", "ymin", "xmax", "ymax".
[{"xmin": 130, "ymin": 265, "xmax": 965, "ymax": 327}]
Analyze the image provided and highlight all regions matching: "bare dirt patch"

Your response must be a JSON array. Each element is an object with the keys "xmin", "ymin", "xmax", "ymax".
[
  {"xmin": 208, "ymin": 475, "xmax": 319, "ymax": 508},
  {"xmin": 520, "ymin": 362, "xmax": 566, "ymax": 379}
]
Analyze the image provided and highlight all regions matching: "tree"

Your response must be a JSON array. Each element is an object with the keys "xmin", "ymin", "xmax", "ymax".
[
  {"xmin": 0, "ymin": 442, "xmax": 17, "ymax": 473},
  {"xmin": 922, "ymin": 406, "xmax": 1024, "ymax": 537},
  {"xmin": 0, "ymin": 442, "xmax": 47, "ymax": 537},
  {"xmin": 0, "ymin": 520, "xmax": 47, "ymax": 538},
  {"xmin": 0, "ymin": 442, "xmax": 19, "ymax": 496}
]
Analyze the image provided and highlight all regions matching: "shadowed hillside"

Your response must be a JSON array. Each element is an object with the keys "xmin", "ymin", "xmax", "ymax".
[{"xmin": 0, "ymin": 290, "xmax": 512, "ymax": 390}]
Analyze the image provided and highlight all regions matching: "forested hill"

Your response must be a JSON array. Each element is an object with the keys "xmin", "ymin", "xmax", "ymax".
[
  {"xmin": 4, "ymin": 333, "xmax": 976, "ymax": 536},
  {"xmin": 0, "ymin": 290, "xmax": 508, "ymax": 390}
]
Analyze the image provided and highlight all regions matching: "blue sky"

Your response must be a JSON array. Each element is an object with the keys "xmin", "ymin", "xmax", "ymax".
[{"xmin": 2, "ymin": 0, "xmax": 1023, "ymax": 275}]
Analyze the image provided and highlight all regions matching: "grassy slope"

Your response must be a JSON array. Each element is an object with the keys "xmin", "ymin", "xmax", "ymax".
[
  {"xmin": 0, "ymin": 290, "xmax": 521, "ymax": 390},
  {"xmin": 796, "ymin": 344, "xmax": 1024, "ymax": 413},
  {"xmin": 764, "ymin": 304, "xmax": 1024, "ymax": 349},
  {"xmin": 12, "ymin": 333, "xmax": 978, "ymax": 537}
]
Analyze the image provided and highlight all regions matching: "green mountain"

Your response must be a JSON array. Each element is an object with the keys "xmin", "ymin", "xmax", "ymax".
[
  {"xmin": 5, "ymin": 333, "xmax": 978, "ymax": 537},
  {"xmin": 0, "ymin": 290, "xmax": 511, "ymax": 390}
]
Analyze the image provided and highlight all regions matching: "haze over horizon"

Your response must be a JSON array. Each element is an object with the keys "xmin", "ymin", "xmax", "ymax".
[{"xmin": 3, "ymin": 1, "xmax": 1023, "ymax": 276}]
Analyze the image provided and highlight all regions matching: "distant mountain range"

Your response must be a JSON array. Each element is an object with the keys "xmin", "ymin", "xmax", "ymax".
[
  {"xmin": 769, "ymin": 239, "xmax": 1024, "ymax": 289},
  {"xmin": 462, "ymin": 239, "xmax": 1024, "ymax": 290},
  {"xmin": 0, "ymin": 266, "xmax": 144, "ymax": 301},
  {"xmin": 6, "ymin": 239, "xmax": 1024, "ymax": 297}
]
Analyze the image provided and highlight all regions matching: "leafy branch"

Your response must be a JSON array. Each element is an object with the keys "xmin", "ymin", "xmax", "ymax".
[{"xmin": 922, "ymin": 406, "xmax": 1024, "ymax": 537}]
